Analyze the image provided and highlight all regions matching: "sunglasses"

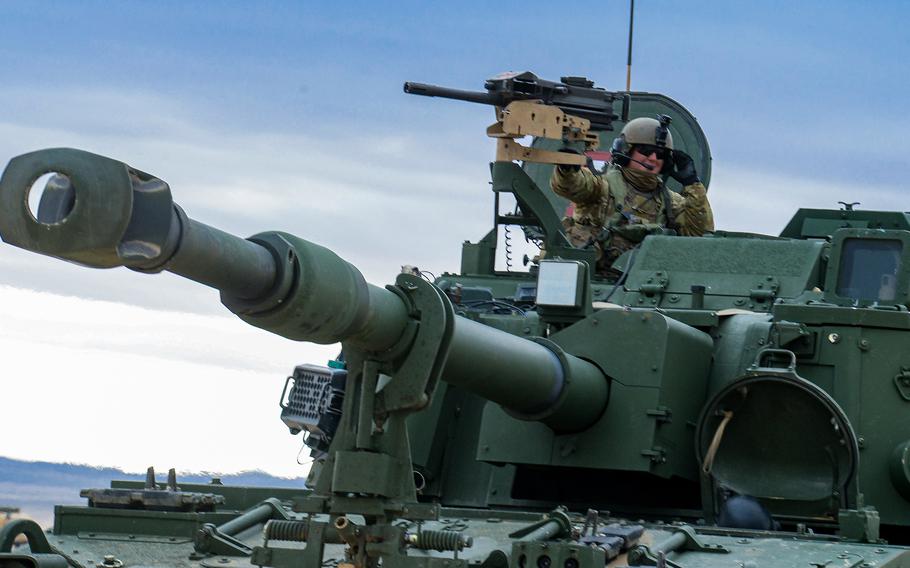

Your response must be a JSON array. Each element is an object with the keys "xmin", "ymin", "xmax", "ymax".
[{"xmin": 635, "ymin": 145, "xmax": 669, "ymax": 160}]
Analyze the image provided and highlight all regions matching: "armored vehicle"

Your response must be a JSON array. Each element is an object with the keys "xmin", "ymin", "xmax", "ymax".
[{"xmin": 0, "ymin": 72, "xmax": 908, "ymax": 568}]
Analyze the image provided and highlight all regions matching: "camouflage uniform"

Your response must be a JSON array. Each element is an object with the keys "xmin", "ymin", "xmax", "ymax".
[{"xmin": 550, "ymin": 164, "xmax": 713, "ymax": 276}]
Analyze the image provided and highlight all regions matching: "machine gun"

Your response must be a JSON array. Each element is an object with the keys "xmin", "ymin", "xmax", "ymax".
[{"xmin": 405, "ymin": 71, "xmax": 630, "ymax": 166}]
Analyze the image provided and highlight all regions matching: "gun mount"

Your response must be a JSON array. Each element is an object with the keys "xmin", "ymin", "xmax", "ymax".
[
  {"xmin": 404, "ymin": 71, "xmax": 625, "ymax": 132},
  {"xmin": 406, "ymin": 72, "xmax": 627, "ymax": 167}
]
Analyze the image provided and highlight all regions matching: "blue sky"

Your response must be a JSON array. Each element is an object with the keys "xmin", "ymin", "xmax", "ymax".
[
  {"xmin": 0, "ymin": 0, "xmax": 904, "ymax": 218},
  {"xmin": 3, "ymin": 0, "xmax": 906, "ymax": 188},
  {"xmin": 0, "ymin": 1, "xmax": 907, "ymax": 475},
  {"xmin": 0, "ymin": 0, "xmax": 910, "ymax": 179}
]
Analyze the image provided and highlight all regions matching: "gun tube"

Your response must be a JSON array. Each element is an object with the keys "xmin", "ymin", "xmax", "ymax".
[
  {"xmin": 162, "ymin": 216, "xmax": 279, "ymax": 301},
  {"xmin": 0, "ymin": 149, "xmax": 608, "ymax": 432},
  {"xmin": 445, "ymin": 318, "xmax": 607, "ymax": 432},
  {"xmin": 403, "ymin": 82, "xmax": 505, "ymax": 106}
]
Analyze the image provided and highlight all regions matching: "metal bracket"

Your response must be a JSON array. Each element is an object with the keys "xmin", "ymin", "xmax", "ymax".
[
  {"xmin": 641, "ymin": 447, "xmax": 667, "ymax": 464},
  {"xmin": 749, "ymin": 276, "xmax": 779, "ymax": 304},
  {"xmin": 0, "ymin": 519, "xmax": 53, "ymax": 553},
  {"xmin": 838, "ymin": 507, "xmax": 881, "ymax": 542},
  {"xmin": 626, "ymin": 271, "xmax": 669, "ymax": 307},
  {"xmin": 508, "ymin": 508, "xmax": 572, "ymax": 541},
  {"xmin": 772, "ymin": 321, "xmax": 810, "ymax": 349},
  {"xmin": 627, "ymin": 525, "xmax": 728, "ymax": 567},
  {"xmin": 82, "ymin": 466, "xmax": 225, "ymax": 512},
  {"xmin": 194, "ymin": 526, "xmax": 253, "ymax": 557},
  {"xmin": 749, "ymin": 348, "xmax": 798, "ymax": 373},
  {"xmin": 894, "ymin": 367, "xmax": 910, "ymax": 402},
  {"xmin": 639, "ymin": 272, "xmax": 669, "ymax": 296},
  {"xmin": 374, "ymin": 273, "xmax": 456, "ymax": 416},
  {"xmin": 0, "ymin": 519, "xmax": 71, "ymax": 568},
  {"xmin": 487, "ymin": 100, "xmax": 597, "ymax": 165},
  {"xmin": 646, "ymin": 406, "xmax": 672, "ymax": 424},
  {"xmin": 194, "ymin": 498, "xmax": 290, "ymax": 557},
  {"xmin": 298, "ymin": 275, "xmax": 453, "ymax": 521}
]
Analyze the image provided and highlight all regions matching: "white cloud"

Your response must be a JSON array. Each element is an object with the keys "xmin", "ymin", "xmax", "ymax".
[
  {"xmin": 0, "ymin": 286, "xmax": 337, "ymax": 477},
  {"xmin": 0, "ymin": 87, "xmax": 493, "ymax": 477},
  {"xmin": 710, "ymin": 163, "xmax": 906, "ymax": 235},
  {"xmin": 0, "ymin": 86, "xmax": 493, "ymax": 309}
]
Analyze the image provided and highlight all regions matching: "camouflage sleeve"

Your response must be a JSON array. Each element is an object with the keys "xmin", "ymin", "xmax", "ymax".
[
  {"xmin": 549, "ymin": 167, "xmax": 609, "ymax": 206},
  {"xmin": 669, "ymin": 182, "xmax": 714, "ymax": 236}
]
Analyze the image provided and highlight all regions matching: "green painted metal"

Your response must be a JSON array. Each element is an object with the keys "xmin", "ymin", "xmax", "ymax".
[
  {"xmin": 0, "ymin": 520, "xmax": 53, "ymax": 553},
  {"xmin": 109, "ymin": 481, "xmax": 310, "ymax": 511},
  {"xmin": 5, "ymin": 84, "xmax": 910, "ymax": 568},
  {"xmin": 780, "ymin": 208, "xmax": 910, "ymax": 239}
]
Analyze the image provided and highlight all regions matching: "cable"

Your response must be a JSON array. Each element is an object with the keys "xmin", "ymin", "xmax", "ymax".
[
  {"xmin": 702, "ymin": 410, "xmax": 734, "ymax": 475},
  {"xmin": 604, "ymin": 246, "xmax": 639, "ymax": 302},
  {"xmin": 462, "ymin": 299, "xmax": 526, "ymax": 316},
  {"xmin": 297, "ymin": 442, "xmax": 316, "ymax": 467}
]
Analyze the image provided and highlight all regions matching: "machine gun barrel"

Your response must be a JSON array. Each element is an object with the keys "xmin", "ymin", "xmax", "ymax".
[
  {"xmin": 0, "ymin": 149, "xmax": 607, "ymax": 432},
  {"xmin": 403, "ymin": 82, "xmax": 505, "ymax": 106}
]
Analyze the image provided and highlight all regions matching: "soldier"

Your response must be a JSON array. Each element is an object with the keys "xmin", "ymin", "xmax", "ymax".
[{"xmin": 550, "ymin": 116, "xmax": 714, "ymax": 276}]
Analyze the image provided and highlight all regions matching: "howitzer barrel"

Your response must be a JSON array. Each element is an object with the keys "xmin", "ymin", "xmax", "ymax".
[
  {"xmin": 0, "ymin": 148, "xmax": 409, "ymax": 352},
  {"xmin": 0, "ymin": 149, "xmax": 607, "ymax": 432},
  {"xmin": 445, "ymin": 318, "xmax": 606, "ymax": 431}
]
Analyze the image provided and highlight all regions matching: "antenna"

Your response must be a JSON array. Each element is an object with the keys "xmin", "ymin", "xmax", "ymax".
[{"xmin": 626, "ymin": 0, "xmax": 635, "ymax": 91}]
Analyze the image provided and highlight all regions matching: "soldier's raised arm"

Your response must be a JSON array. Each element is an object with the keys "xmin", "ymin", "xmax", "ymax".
[
  {"xmin": 667, "ymin": 150, "xmax": 714, "ymax": 236},
  {"xmin": 549, "ymin": 162, "xmax": 609, "ymax": 206}
]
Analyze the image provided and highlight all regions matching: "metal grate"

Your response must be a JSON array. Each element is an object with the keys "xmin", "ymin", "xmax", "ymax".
[
  {"xmin": 280, "ymin": 363, "xmax": 346, "ymax": 458},
  {"xmin": 281, "ymin": 364, "xmax": 334, "ymax": 434}
]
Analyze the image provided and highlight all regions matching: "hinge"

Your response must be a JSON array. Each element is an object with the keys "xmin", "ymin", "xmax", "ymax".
[
  {"xmin": 639, "ymin": 271, "xmax": 669, "ymax": 295},
  {"xmin": 641, "ymin": 447, "xmax": 667, "ymax": 464},
  {"xmin": 749, "ymin": 276, "xmax": 779, "ymax": 304},
  {"xmin": 645, "ymin": 406, "xmax": 672, "ymax": 424}
]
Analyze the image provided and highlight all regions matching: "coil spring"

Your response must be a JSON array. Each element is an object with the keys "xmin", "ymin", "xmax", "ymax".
[
  {"xmin": 264, "ymin": 519, "xmax": 310, "ymax": 542},
  {"xmin": 410, "ymin": 530, "xmax": 472, "ymax": 551},
  {"xmin": 504, "ymin": 225, "xmax": 513, "ymax": 271}
]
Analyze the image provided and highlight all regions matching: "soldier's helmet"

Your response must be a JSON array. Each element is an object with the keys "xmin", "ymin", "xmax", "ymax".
[
  {"xmin": 611, "ymin": 116, "xmax": 674, "ymax": 172},
  {"xmin": 619, "ymin": 117, "xmax": 674, "ymax": 150}
]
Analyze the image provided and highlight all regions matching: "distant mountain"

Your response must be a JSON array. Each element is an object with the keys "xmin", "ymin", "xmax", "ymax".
[{"xmin": 0, "ymin": 456, "xmax": 307, "ymax": 527}]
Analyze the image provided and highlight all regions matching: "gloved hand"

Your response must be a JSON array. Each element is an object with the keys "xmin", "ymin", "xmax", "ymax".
[
  {"xmin": 609, "ymin": 222, "xmax": 664, "ymax": 242},
  {"xmin": 556, "ymin": 147, "xmax": 582, "ymax": 173},
  {"xmin": 669, "ymin": 150, "xmax": 700, "ymax": 186}
]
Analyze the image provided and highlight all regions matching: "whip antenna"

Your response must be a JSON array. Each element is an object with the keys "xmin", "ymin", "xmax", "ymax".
[{"xmin": 626, "ymin": 0, "xmax": 635, "ymax": 91}]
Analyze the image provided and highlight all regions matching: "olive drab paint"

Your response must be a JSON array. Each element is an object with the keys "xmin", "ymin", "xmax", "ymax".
[{"xmin": 0, "ymin": 72, "xmax": 909, "ymax": 567}]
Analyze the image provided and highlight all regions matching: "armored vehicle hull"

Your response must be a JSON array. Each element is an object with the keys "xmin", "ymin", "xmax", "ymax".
[{"xmin": 1, "ymin": 73, "xmax": 909, "ymax": 567}]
